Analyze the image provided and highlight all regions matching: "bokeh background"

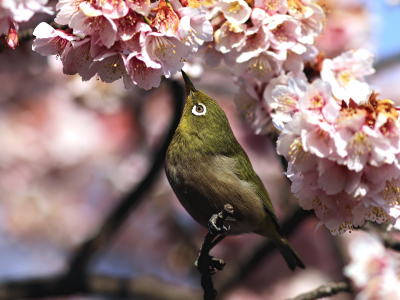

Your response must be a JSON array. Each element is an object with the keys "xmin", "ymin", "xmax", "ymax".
[{"xmin": 1, "ymin": 0, "xmax": 400, "ymax": 299}]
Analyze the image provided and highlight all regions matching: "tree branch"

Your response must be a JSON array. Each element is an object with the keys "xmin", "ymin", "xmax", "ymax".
[
  {"xmin": 0, "ymin": 274, "xmax": 202, "ymax": 300},
  {"xmin": 196, "ymin": 204, "xmax": 234, "ymax": 300},
  {"xmin": 286, "ymin": 280, "xmax": 352, "ymax": 300}
]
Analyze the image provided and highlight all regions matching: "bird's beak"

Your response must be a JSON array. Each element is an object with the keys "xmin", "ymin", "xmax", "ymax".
[{"xmin": 181, "ymin": 70, "xmax": 197, "ymax": 99}]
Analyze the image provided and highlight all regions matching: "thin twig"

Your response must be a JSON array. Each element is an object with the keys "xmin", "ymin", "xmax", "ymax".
[
  {"xmin": 196, "ymin": 204, "xmax": 234, "ymax": 300},
  {"xmin": 286, "ymin": 280, "xmax": 352, "ymax": 300}
]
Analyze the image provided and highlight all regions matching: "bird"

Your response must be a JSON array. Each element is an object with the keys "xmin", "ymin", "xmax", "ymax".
[{"xmin": 165, "ymin": 71, "xmax": 305, "ymax": 270}]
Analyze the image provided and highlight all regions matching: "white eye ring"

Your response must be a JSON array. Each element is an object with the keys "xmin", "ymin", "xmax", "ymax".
[{"xmin": 192, "ymin": 103, "xmax": 207, "ymax": 116}]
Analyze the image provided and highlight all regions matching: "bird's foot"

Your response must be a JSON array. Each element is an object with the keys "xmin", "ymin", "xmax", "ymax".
[
  {"xmin": 195, "ymin": 254, "xmax": 225, "ymax": 273},
  {"xmin": 208, "ymin": 214, "xmax": 229, "ymax": 235}
]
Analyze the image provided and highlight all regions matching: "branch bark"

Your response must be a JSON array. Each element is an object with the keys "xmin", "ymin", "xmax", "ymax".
[
  {"xmin": 286, "ymin": 280, "xmax": 352, "ymax": 300},
  {"xmin": 196, "ymin": 204, "xmax": 234, "ymax": 300}
]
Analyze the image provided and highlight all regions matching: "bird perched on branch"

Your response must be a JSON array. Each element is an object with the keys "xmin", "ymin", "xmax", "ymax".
[{"xmin": 165, "ymin": 71, "xmax": 305, "ymax": 270}]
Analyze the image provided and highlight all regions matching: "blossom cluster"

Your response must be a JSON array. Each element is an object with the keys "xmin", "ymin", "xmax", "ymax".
[
  {"xmin": 344, "ymin": 233, "xmax": 400, "ymax": 299},
  {"xmin": 269, "ymin": 50, "xmax": 400, "ymax": 235},
  {"xmin": 32, "ymin": 0, "xmax": 213, "ymax": 89},
  {"xmin": 0, "ymin": 0, "xmax": 52, "ymax": 49},
  {"xmin": 206, "ymin": 0, "xmax": 325, "ymax": 132}
]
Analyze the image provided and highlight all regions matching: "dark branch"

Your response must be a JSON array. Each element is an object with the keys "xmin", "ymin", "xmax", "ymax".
[
  {"xmin": 286, "ymin": 280, "xmax": 352, "ymax": 300},
  {"xmin": 0, "ymin": 275, "xmax": 202, "ymax": 300},
  {"xmin": 384, "ymin": 235, "xmax": 400, "ymax": 251},
  {"xmin": 196, "ymin": 204, "xmax": 234, "ymax": 300}
]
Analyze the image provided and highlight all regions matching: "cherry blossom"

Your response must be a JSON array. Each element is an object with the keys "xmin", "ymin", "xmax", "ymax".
[
  {"xmin": 33, "ymin": 0, "xmax": 213, "ymax": 89},
  {"xmin": 344, "ymin": 233, "xmax": 400, "ymax": 300},
  {"xmin": 320, "ymin": 49, "xmax": 375, "ymax": 104},
  {"xmin": 278, "ymin": 89, "xmax": 400, "ymax": 235},
  {"xmin": 0, "ymin": 0, "xmax": 52, "ymax": 48}
]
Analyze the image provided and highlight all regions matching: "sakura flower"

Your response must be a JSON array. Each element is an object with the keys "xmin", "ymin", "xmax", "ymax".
[
  {"xmin": 283, "ymin": 45, "xmax": 318, "ymax": 74},
  {"xmin": 152, "ymin": 0, "xmax": 180, "ymax": 35},
  {"xmin": 32, "ymin": 22, "xmax": 79, "ymax": 57},
  {"xmin": 115, "ymin": 12, "xmax": 143, "ymax": 41},
  {"xmin": 286, "ymin": 0, "xmax": 314, "ymax": 19},
  {"xmin": 214, "ymin": 21, "xmax": 246, "ymax": 53},
  {"xmin": 126, "ymin": 0, "xmax": 150, "ymax": 16},
  {"xmin": 63, "ymin": 37, "xmax": 96, "ymax": 79},
  {"xmin": 320, "ymin": 49, "xmax": 375, "ymax": 104},
  {"xmin": 69, "ymin": 3, "xmax": 118, "ymax": 48},
  {"xmin": 0, "ymin": 0, "xmax": 52, "ymax": 47},
  {"xmin": 254, "ymin": 0, "xmax": 287, "ymax": 15},
  {"xmin": 267, "ymin": 15, "xmax": 306, "ymax": 54},
  {"xmin": 178, "ymin": 7, "xmax": 213, "ymax": 49},
  {"xmin": 90, "ymin": 51, "xmax": 128, "ymax": 83},
  {"xmin": 124, "ymin": 54, "xmax": 163, "ymax": 90},
  {"xmin": 217, "ymin": 0, "xmax": 251, "ymax": 24},
  {"xmin": 234, "ymin": 74, "xmax": 274, "ymax": 134},
  {"xmin": 235, "ymin": 50, "xmax": 284, "ymax": 83},
  {"xmin": 269, "ymin": 75, "xmax": 308, "ymax": 124},
  {"xmin": 344, "ymin": 233, "xmax": 400, "ymax": 300},
  {"xmin": 280, "ymin": 90, "xmax": 400, "ymax": 235},
  {"xmin": 140, "ymin": 32, "xmax": 192, "ymax": 77},
  {"xmin": 297, "ymin": 2, "xmax": 324, "ymax": 45},
  {"xmin": 6, "ymin": 28, "xmax": 18, "ymax": 49},
  {"xmin": 1, "ymin": 0, "xmax": 52, "ymax": 23}
]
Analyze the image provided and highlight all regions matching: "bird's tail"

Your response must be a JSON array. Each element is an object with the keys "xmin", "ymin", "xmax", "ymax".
[{"xmin": 273, "ymin": 238, "xmax": 305, "ymax": 270}]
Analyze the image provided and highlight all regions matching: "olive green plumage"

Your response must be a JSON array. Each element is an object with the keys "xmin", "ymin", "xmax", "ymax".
[{"xmin": 165, "ymin": 71, "xmax": 305, "ymax": 270}]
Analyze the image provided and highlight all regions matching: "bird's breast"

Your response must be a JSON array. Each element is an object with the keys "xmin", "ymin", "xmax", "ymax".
[{"xmin": 165, "ymin": 149, "xmax": 267, "ymax": 234}]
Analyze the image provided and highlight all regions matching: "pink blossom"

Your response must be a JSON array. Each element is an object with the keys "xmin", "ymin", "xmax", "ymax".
[
  {"xmin": 69, "ymin": 3, "xmax": 118, "ymax": 48},
  {"xmin": 279, "ymin": 90, "xmax": 400, "ymax": 235},
  {"xmin": 125, "ymin": 54, "xmax": 163, "ymax": 90},
  {"xmin": 235, "ymin": 50, "xmax": 284, "ymax": 83},
  {"xmin": 217, "ymin": 0, "xmax": 251, "ymax": 24},
  {"xmin": 344, "ymin": 233, "xmax": 400, "ymax": 300},
  {"xmin": 152, "ymin": 0, "xmax": 180, "ymax": 35},
  {"xmin": 0, "ymin": 0, "xmax": 52, "ymax": 46},
  {"xmin": 126, "ymin": 0, "xmax": 150, "ymax": 16},
  {"xmin": 320, "ymin": 49, "xmax": 375, "ymax": 104},
  {"xmin": 266, "ymin": 15, "xmax": 306, "ymax": 54},
  {"xmin": 214, "ymin": 21, "xmax": 246, "ymax": 53},
  {"xmin": 140, "ymin": 32, "xmax": 192, "ymax": 77},
  {"xmin": 297, "ymin": 2, "xmax": 324, "ymax": 45},
  {"xmin": 283, "ymin": 44, "xmax": 318, "ymax": 74},
  {"xmin": 63, "ymin": 37, "xmax": 96, "ymax": 79},
  {"xmin": 178, "ymin": 6, "xmax": 213, "ymax": 49},
  {"xmin": 254, "ymin": 0, "xmax": 287, "ymax": 15},
  {"xmin": 32, "ymin": 22, "xmax": 79, "ymax": 57},
  {"xmin": 6, "ymin": 27, "xmax": 18, "ymax": 49},
  {"xmin": 234, "ymin": 74, "xmax": 274, "ymax": 134}
]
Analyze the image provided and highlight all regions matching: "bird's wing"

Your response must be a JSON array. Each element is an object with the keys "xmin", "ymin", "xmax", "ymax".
[{"xmin": 232, "ymin": 153, "xmax": 285, "ymax": 237}]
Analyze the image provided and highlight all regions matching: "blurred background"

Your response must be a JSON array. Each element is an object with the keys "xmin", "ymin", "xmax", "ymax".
[{"xmin": 1, "ymin": 0, "xmax": 400, "ymax": 299}]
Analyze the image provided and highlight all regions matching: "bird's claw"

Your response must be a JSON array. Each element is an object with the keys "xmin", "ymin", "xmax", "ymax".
[{"xmin": 208, "ymin": 214, "xmax": 229, "ymax": 235}]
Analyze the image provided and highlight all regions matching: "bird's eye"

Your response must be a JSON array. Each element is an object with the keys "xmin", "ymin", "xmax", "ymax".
[{"xmin": 192, "ymin": 103, "xmax": 207, "ymax": 116}]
